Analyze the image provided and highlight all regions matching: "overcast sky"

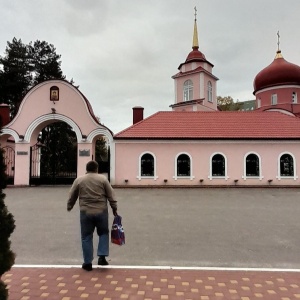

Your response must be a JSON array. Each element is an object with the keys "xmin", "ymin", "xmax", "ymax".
[{"xmin": 1, "ymin": 0, "xmax": 300, "ymax": 134}]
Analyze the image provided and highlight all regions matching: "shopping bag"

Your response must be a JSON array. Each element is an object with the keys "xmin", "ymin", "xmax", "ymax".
[{"xmin": 111, "ymin": 215, "xmax": 125, "ymax": 245}]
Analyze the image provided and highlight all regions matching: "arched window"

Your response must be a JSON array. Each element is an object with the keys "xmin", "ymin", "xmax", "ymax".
[
  {"xmin": 246, "ymin": 154, "xmax": 259, "ymax": 176},
  {"xmin": 280, "ymin": 154, "xmax": 294, "ymax": 177},
  {"xmin": 292, "ymin": 92, "xmax": 297, "ymax": 104},
  {"xmin": 207, "ymin": 81, "xmax": 213, "ymax": 102},
  {"xmin": 183, "ymin": 80, "xmax": 193, "ymax": 101},
  {"xmin": 211, "ymin": 154, "xmax": 225, "ymax": 177},
  {"xmin": 177, "ymin": 154, "xmax": 190, "ymax": 176},
  {"xmin": 141, "ymin": 153, "xmax": 154, "ymax": 177}
]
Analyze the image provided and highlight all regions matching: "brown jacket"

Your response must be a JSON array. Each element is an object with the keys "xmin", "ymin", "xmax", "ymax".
[{"xmin": 67, "ymin": 172, "xmax": 117, "ymax": 214}]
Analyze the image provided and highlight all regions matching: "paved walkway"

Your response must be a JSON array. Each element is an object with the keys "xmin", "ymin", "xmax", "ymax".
[{"xmin": 3, "ymin": 266, "xmax": 300, "ymax": 300}]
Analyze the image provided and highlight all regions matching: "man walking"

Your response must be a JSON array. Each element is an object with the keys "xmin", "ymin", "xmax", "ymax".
[{"xmin": 67, "ymin": 160, "xmax": 117, "ymax": 271}]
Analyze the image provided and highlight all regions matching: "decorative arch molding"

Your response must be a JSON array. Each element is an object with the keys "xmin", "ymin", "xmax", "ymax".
[
  {"xmin": 87, "ymin": 128, "xmax": 114, "ymax": 144},
  {"xmin": 137, "ymin": 151, "xmax": 158, "ymax": 180},
  {"xmin": 7, "ymin": 80, "xmax": 100, "ymax": 128},
  {"xmin": 242, "ymin": 151, "xmax": 264, "ymax": 180},
  {"xmin": 208, "ymin": 152, "xmax": 229, "ymax": 180},
  {"xmin": 276, "ymin": 151, "xmax": 298, "ymax": 180},
  {"xmin": 0, "ymin": 128, "xmax": 19, "ymax": 142},
  {"xmin": 24, "ymin": 114, "xmax": 82, "ymax": 142},
  {"xmin": 173, "ymin": 152, "xmax": 194, "ymax": 180}
]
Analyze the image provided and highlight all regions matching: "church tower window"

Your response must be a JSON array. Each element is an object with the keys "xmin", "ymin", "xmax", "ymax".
[
  {"xmin": 207, "ymin": 81, "xmax": 213, "ymax": 102},
  {"xmin": 183, "ymin": 80, "xmax": 193, "ymax": 101},
  {"xmin": 271, "ymin": 94, "xmax": 277, "ymax": 105},
  {"xmin": 292, "ymin": 92, "xmax": 297, "ymax": 103}
]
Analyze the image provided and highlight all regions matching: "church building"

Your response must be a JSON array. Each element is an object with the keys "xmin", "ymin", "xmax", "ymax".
[
  {"xmin": 113, "ymin": 14, "xmax": 300, "ymax": 187},
  {"xmin": 1, "ymin": 11, "xmax": 300, "ymax": 187}
]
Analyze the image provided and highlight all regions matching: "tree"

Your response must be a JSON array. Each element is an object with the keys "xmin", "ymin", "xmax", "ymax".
[
  {"xmin": 217, "ymin": 96, "xmax": 241, "ymax": 111},
  {"xmin": 0, "ymin": 38, "xmax": 80, "ymax": 181},
  {"xmin": 0, "ymin": 38, "xmax": 32, "ymax": 117},
  {"xmin": 0, "ymin": 145, "xmax": 15, "ymax": 299},
  {"xmin": 0, "ymin": 38, "xmax": 66, "ymax": 117},
  {"xmin": 30, "ymin": 40, "xmax": 65, "ymax": 85}
]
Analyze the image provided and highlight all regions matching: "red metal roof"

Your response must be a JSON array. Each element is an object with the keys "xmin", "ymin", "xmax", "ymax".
[
  {"xmin": 253, "ymin": 54, "xmax": 300, "ymax": 93},
  {"xmin": 114, "ymin": 111, "xmax": 300, "ymax": 139}
]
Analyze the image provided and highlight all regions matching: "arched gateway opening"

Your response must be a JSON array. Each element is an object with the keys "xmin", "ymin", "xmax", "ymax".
[
  {"xmin": 0, "ymin": 80, "xmax": 115, "ymax": 186},
  {"xmin": 30, "ymin": 122, "xmax": 78, "ymax": 185}
]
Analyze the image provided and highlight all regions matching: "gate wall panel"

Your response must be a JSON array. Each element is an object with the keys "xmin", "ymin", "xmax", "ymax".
[{"xmin": 1, "ymin": 146, "xmax": 15, "ymax": 185}]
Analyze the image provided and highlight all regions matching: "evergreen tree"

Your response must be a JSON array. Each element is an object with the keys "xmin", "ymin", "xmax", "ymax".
[
  {"xmin": 30, "ymin": 40, "xmax": 65, "ymax": 85},
  {"xmin": 0, "ymin": 146, "xmax": 15, "ymax": 299},
  {"xmin": 0, "ymin": 38, "xmax": 66, "ymax": 118},
  {"xmin": 0, "ymin": 38, "xmax": 32, "ymax": 117}
]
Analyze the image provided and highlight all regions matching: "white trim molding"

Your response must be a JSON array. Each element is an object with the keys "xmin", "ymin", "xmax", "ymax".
[
  {"xmin": 276, "ymin": 151, "xmax": 298, "ymax": 181},
  {"xmin": 173, "ymin": 152, "xmax": 195, "ymax": 181},
  {"xmin": 242, "ymin": 151, "xmax": 264, "ymax": 181},
  {"xmin": 208, "ymin": 152, "xmax": 229, "ymax": 180},
  {"xmin": 137, "ymin": 151, "xmax": 158, "ymax": 181}
]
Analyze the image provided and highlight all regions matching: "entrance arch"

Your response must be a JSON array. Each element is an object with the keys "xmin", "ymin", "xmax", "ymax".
[{"xmin": 0, "ymin": 79, "xmax": 115, "ymax": 186}]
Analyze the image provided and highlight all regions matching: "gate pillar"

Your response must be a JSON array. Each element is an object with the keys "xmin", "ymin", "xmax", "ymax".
[{"xmin": 14, "ymin": 143, "xmax": 31, "ymax": 186}]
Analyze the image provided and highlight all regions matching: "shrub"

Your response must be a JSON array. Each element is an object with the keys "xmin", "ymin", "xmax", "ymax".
[{"xmin": 0, "ymin": 147, "xmax": 15, "ymax": 299}]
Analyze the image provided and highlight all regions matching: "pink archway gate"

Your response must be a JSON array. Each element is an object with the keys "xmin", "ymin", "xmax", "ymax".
[{"xmin": 0, "ymin": 79, "xmax": 115, "ymax": 186}]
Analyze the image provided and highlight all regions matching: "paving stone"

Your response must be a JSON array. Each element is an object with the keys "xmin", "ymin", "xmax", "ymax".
[{"xmin": 4, "ymin": 267, "xmax": 300, "ymax": 300}]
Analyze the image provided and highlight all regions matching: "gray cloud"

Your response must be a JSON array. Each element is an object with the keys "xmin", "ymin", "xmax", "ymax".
[{"xmin": 1, "ymin": 0, "xmax": 300, "ymax": 133}]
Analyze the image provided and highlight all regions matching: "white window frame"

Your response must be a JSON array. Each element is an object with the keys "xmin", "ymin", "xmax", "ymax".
[
  {"xmin": 257, "ymin": 98, "xmax": 261, "ymax": 108},
  {"xmin": 271, "ymin": 94, "xmax": 277, "ymax": 105},
  {"xmin": 209, "ymin": 152, "xmax": 229, "ymax": 180},
  {"xmin": 242, "ymin": 152, "xmax": 263, "ymax": 180},
  {"xmin": 137, "ymin": 151, "xmax": 158, "ymax": 180},
  {"xmin": 173, "ymin": 152, "xmax": 195, "ymax": 180},
  {"xmin": 183, "ymin": 80, "xmax": 193, "ymax": 101},
  {"xmin": 207, "ymin": 81, "xmax": 213, "ymax": 103},
  {"xmin": 276, "ymin": 152, "xmax": 298, "ymax": 180}
]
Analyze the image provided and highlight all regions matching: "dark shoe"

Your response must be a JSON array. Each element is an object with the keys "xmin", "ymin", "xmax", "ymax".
[
  {"xmin": 82, "ymin": 263, "xmax": 93, "ymax": 271},
  {"xmin": 98, "ymin": 256, "xmax": 109, "ymax": 265}
]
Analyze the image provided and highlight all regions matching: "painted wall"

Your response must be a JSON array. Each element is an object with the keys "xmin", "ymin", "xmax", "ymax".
[
  {"xmin": 115, "ymin": 140, "xmax": 300, "ymax": 186},
  {"xmin": 255, "ymin": 85, "xmax": 300, "ymax": 108}
]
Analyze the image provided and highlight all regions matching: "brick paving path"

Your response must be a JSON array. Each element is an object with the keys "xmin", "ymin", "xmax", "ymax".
[{"xmin": 3, "ymin": 267, "xmax": 300, "ymax": 300}]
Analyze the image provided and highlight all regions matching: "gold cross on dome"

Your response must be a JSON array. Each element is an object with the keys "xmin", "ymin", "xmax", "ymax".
[
  {"xmin": 194, "ymin": 6, "xmax": 197, "ymax": 21},
  {"xmin": 277, "ymin": 31, "xmax": 280, "ymax": 51}
]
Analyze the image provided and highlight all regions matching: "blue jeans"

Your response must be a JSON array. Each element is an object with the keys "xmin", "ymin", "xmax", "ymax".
[{"xmin": 80, "ymin": 210, "xmax": 109, "ymax": 264}]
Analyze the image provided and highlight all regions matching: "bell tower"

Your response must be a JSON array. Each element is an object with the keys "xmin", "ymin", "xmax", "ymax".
[{"xmin": 170, "ymin": 7, "xmax": 219, "ymax": 112}]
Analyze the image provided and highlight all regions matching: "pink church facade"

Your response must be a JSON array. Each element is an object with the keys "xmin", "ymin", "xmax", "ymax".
[
  {"xmin": 113, "ymin": 16, "xmax": 300, "ymax": 187},
  {"xmin": 2, "ymin": 13, "xmax": 300, "ymax": 187}
]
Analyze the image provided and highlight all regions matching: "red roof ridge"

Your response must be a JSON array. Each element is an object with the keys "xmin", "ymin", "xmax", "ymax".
[{"xmin": 114, "ymin": 110, "xmax": 300, "ymax": 140}]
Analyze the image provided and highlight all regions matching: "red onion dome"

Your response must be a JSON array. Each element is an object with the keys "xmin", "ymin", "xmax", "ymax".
[
  {"xmin": 254, "ymin": 50, "xmax": 300, "ymax": 93},
  {"xmin": 186, "ymin": 46, "xmax": 206, "ymax": 62}
]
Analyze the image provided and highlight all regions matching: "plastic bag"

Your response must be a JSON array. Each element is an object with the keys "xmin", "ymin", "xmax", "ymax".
[{"xmin": 111, "ymin": 215, "xmax": 125, "ymax": 246}]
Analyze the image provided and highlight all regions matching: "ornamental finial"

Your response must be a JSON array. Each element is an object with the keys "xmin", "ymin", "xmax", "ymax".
[
  {"xmin": 275, "ymin": 31, "xmax": 283, "ymax": 59},
  {"xmin": 192, "ymin": 7, "xmax": 199, "ymax": 49}
]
